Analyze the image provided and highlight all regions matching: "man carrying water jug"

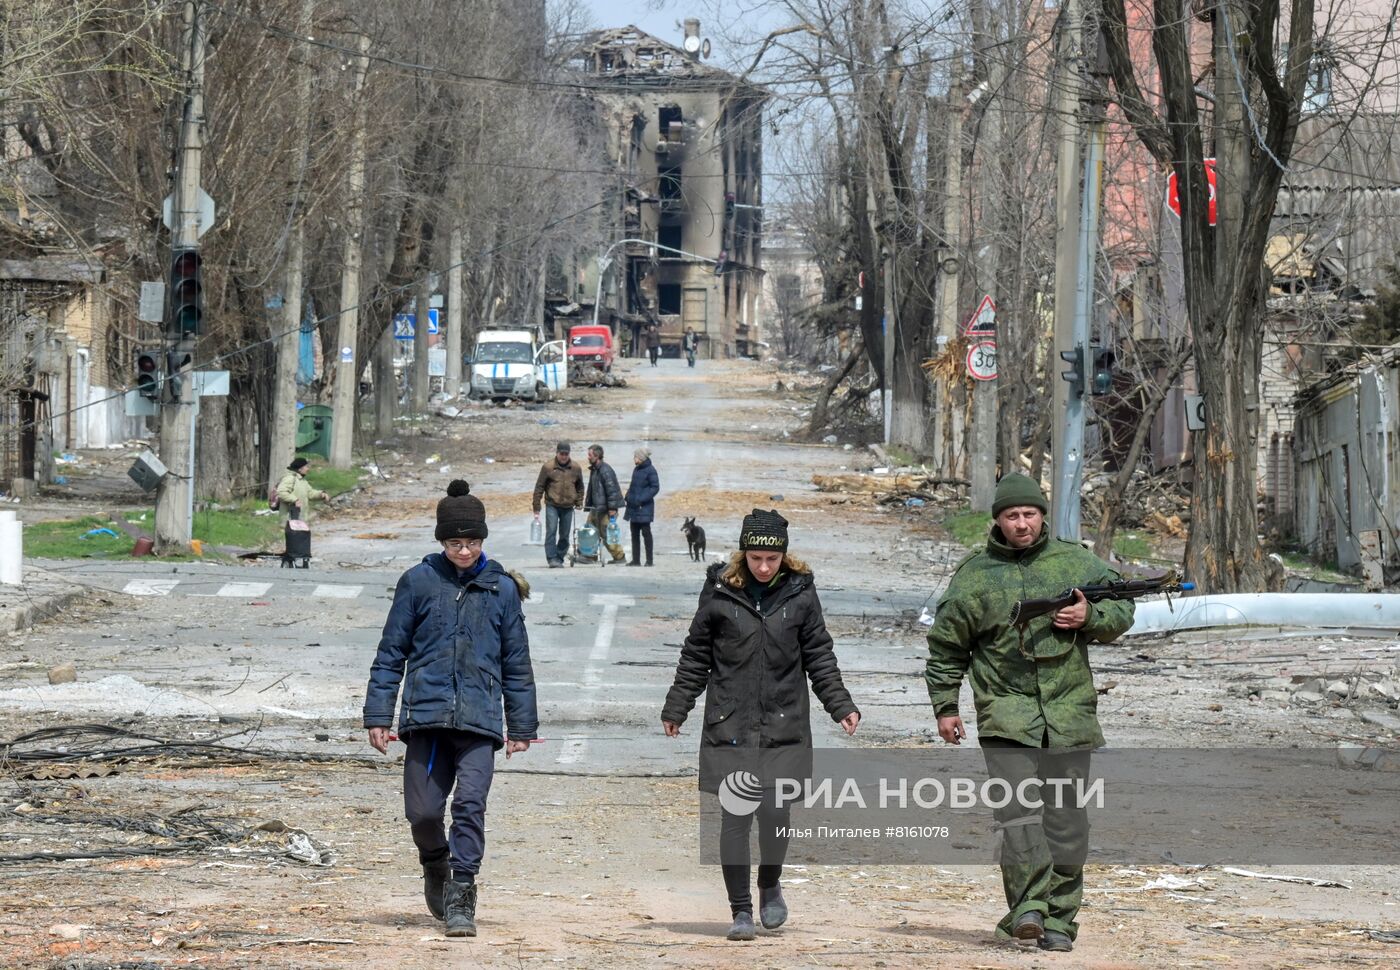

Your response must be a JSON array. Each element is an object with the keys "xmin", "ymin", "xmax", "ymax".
[{"xmin": 585, "ymin": 445, "xmax": 626, "ymax": 564}]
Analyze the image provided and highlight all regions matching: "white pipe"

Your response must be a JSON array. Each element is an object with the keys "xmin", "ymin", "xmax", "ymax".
[
  {"xmin": 0, "ymin": 512, "xmax": 21, "ymax": 586},
  {"xmin": 1128, "ymin": 593, "xmax": 1400, "ymax": 636}
]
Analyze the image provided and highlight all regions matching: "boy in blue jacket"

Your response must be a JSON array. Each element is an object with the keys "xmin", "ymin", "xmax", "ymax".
[{"xmin": 364, "ymin": 480, "xmax": 538, "ymax": 938}]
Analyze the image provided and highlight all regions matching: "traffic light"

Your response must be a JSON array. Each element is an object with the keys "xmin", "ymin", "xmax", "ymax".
[
  {"xmin": 1090, "ymin": 346, "xmax": 1115, "ymax": 395},
  {"xmin": 165, "ymin": 348, "xmax": 193, "ymax": 402},
  {"xmin": 168, "ymin": 248, "xmax": 204, "ymax": 337},
  {"xmin": 136, "ymin": 350, "xmax": 161, "ymax": 400},
  {"xmin": 1059, "ymin": 346, "xmax": 1086, "ymax": 398}
]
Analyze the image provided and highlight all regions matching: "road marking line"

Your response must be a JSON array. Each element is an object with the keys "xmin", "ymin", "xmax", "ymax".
[
  {"xmin": 644, "ymin": 399, "xmax": 656, "ymax": 413},
  {"xmin": 558, "ymin": 595, "xmax": 633, "ymax": 765},
  {"xmin": 123, "ymin": 579, "xmax": 179, "ymax": 597},
  {"xmin": 217, "ymin": 582, "xmax": 272, "ymax": 598},
  {"xmin": 313, "ymin": 584, "xmax": 362, "ymax": 599}
]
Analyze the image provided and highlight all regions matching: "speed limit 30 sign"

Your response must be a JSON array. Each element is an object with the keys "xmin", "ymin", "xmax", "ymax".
[{"xmin": 966, "ymin": 340, "xmax": 998, "ymax": 381}]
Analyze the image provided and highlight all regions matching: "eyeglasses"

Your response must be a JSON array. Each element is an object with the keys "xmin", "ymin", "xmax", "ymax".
[{"xmin": 443, "ymin": 539, "xmax": 483, "ymax": 552}]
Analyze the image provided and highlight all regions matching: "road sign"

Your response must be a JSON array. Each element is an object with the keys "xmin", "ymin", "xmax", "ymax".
[
  {"xmin": 1166, "ymin": 158, "xmax": 1217, "ymax": 226},
  {"xmin": 161, "ymin": 188, "xmax": 216, "ymax": 238},
  {"xmin": 194, "ymin": 370, "xmax": 230, "ymax": 397},
  {"xmin": 966, "ymin": 339, "xmax": 998, "ymax": 381},
  {"xmin": 393, "ymin": 308, "xmax": 440, "ymax": 339},
  {"xmin": 963, "ymin": 294, "xmax": 996, "ymax": 335},
  {"xmin": 1184, "ymin": 393, "xmax": 1206, "ymax": 431},
  {"xmin": 139, "ymin": 282, "xmax": 166, "ymax": 323}
]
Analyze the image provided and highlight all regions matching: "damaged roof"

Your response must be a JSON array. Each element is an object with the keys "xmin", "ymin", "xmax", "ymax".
[{"xmin": 571, "ymin": 25, "xmax": 765, "ymax": 95}]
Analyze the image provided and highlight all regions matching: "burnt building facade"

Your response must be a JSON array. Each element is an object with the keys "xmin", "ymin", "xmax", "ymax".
[{"xmin": 572, "ymin": 24, "xmax": 766, "ymax": 359}]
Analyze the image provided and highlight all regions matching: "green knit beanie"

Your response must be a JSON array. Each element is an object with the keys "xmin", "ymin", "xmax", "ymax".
[{"xmin": 992, "ymin": 474, "xmax": 1049, "ymax": 516}]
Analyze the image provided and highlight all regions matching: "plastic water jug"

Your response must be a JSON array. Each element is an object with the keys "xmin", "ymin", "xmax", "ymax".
[
  {"xmin": 606, "ymin": 517, "xmax": 621, "ymax": 547},
  {"xmin": 576, "ymin": 524, "xmax": 601, "ymax": 559},
  {"xmin": 529, "ymin": 517, "xmax": 543, "ymax": 544}
]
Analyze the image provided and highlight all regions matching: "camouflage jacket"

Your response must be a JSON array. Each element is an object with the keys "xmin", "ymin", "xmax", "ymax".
[{"xmin": 924, "ymin": 526, "xmax": 1135, "ymax": 747}]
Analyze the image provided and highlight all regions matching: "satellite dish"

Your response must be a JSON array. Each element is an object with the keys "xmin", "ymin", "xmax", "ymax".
[
  {"xmin": 702, "ymin": 38, "xmax": 712, "ymax": 58},
  {"xmin": 683, "ymin": 34, "xmax": 701, "ymax": 53}
]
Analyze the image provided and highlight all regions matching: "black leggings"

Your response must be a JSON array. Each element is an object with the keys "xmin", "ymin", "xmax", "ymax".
[
  {"xmin": 720, "ymin": 803, "xmax": 791, "ymax": 915},
  {"xmin": 630, "ymin": 522, "xmax": 653, "ymax": 564}
]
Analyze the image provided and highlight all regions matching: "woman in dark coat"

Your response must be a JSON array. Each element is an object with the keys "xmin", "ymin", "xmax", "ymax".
[
  {"xmin": 624, "ymin": 447, "xmax": 660, "ymax": 566},
  {"xmin": 662, "ymin": 509, "xmax": 861, "ymax": 941}
]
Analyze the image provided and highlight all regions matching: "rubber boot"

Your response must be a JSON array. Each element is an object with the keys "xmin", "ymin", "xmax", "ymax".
[
  {"xmin": 423, "ymin": 859, "xmax": 450, "ymax": 920},
  {"xmin": 443, "ymin": 880, "xmax": 478, "ymax": 938}
]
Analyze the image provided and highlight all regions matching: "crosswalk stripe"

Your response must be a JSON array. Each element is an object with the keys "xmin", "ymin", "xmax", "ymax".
[
  {"xmin": 313, "ymin": 584, "xmax": 362, "ymax": 598},
  {"xmin": 123, "ymin": 579, "xmax": 180, "ymax": 597},
  {"xmin": 216, "ymin": 582, "xmax": 272, "ymax": 598}
]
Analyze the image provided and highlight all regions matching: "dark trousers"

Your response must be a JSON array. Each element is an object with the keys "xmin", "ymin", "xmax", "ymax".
[
  {"xmin": 544, "ymin": 504, "xmax": 573, "ymax": 564},
  {"xmin": 720, "ymin": 803, "xmax": 791, "ymax": 915},
  {"xmin": 630, "ymin": 521, "xmax": 653, "ymax": 564},
  {"xmin": 403, "ymin": 729, "xmax": 496, "ymax": 881},
  {"xmin": 648, "ymin": 346, "xmax": 659, "ymax": 365},
  {"xmin": 980, "ymin": 737, "xmax": 1091, "ymax": 941}
]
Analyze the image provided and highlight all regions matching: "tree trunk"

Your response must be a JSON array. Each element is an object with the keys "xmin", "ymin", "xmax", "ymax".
[
  {"xmin": 805, "ymin": 343, "xmax": 864, "ymax": 439},
  {"xmin": 197, "ymin": 395, "xmax": 232, "ymax": 502},
  {"xmin": 374, "ymin": 328, "xmax": 396, "ymax": 438}
]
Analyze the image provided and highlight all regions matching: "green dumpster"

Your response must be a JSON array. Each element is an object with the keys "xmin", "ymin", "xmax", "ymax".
[{"xmin": 296, "ymin": 404, "xmax": 334, "ymax": 459}]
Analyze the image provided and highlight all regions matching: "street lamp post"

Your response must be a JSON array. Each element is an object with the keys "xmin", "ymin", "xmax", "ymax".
[{"xmin": 591, "ymin": 238, "xmax": 720, "ymax": 328}]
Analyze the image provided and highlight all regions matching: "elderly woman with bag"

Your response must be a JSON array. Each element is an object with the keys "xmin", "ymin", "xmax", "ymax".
[{"xmin": 662, "ymin": 509, "xmax": 861, "ymax": 941}]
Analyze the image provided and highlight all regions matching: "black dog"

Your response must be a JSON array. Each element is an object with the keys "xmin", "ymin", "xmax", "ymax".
[{"xmin": 681, "ymin": 517, "xmax": 707, "ymax": 562}]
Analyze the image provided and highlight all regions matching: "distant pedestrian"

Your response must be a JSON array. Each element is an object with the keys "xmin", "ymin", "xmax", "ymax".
[
  {"xmin": 683, "ymin": 327, "xmax": 699, "ymax": 368},
  {"xmin": 532, "ymin": 442, "xmax": 585, "ymax": 568},
  {"xmin": 646, "ymin": 323, "xmax": 662, "ymax": 366},
  {"xmin": 276, "ymin": 457, "xmax": 329, "ymax": 520},
  {"xmin": 624, "ymin": 447, "xmax": 659, "ymax": 566},
  {"xmin": 662, "ymin": 509, "xmax": 860, "ymax": 941},
  {"xmin": 585, "ymin": 444, "xmax": 626, "ymax": 564},
  {"xmin": 363, "ymin": 480, "xmax": 538, "ymax": 939}
]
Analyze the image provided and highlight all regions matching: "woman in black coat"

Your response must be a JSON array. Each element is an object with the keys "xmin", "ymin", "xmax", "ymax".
[
  {"xmin": 624, "ymin": 448, "xmax": 660, "ymax": 566},
  {"xmin": 662, "ymin": 509, "xmax": 860, "ymax": 942}
]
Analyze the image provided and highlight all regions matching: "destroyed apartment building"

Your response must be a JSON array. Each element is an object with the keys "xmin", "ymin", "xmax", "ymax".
[{"xmin": 571, "ymin": 23, "xmax": 767, "ymax": 360}]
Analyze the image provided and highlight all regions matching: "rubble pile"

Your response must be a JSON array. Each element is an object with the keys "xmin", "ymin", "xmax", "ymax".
[
  {"xmin": 1081, "ymin": 470, "xmax": 1192, "ymax": 536},
  {"xmin": 811, "ymin": 473, "xmax": 967, "ymax": 509}
]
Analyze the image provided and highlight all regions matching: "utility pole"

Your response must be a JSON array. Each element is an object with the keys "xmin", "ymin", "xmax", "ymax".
[
  {"xmin": 1051, "ymin": 0, "xmax": 1086, "ymax": 539},
  {"xmin": 445, "ymin": 224, "xmax": 463, "ymax": 398},
  {"xmin": 411, "ymin": 270, "xmax": 431, "ymax": 413},
  {"xmin": 931, "ymin": 78, "xmax": 964, "ymax": 477},
  {"xmin": 329, "ymin": 33, "xmax": 370, "ymax": 468},
  {"xmin": 270, "ymin": 0, "xmax": 317, "ymax": 477},
  {"xmin": 155, "ymin": 0, "xmax": 206, "ymax": 552},
  {"xmin": 969, "ymin": 64, "xmax": 1006, "ymax": 512}
]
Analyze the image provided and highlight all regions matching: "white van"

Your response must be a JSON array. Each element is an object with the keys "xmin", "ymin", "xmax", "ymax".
[{"xmin": 467, "ymin": 329, "xmax": 565, "ymax": 402}]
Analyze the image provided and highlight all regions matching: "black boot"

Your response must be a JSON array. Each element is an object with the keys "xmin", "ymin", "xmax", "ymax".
[
  {"xmin": 1012, "ymin": 910, "xmax": 1045, "ymax": 941},
  {"xmin": 422, "ymin": 859, "xmax": 450, "ymax": 920},
  {"xmin": 758, "ymin": 884, "xmax": 787, "ymax": 929},
  {"xmin": 443, "ymin": 879, "xmax": 478, "ymax": 938},
  {"xmin": 1039, "ymin": 929, "xmax": 1073, "ymax": 952}
]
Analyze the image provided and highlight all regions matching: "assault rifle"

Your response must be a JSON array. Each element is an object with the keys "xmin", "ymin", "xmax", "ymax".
[{"xmin": 1009, "ymin": 574, "xmax": 1194, "ymax": 629}]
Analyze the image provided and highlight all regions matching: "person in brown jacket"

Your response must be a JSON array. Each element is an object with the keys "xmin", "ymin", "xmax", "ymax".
[{"xmin": 532, "ymin": 442, "xmax": 584, "ymax": 567}]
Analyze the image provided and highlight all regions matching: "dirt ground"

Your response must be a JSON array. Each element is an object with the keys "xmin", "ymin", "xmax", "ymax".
[{"xmin": 2, "ymin": 358, "xmax": 1398, "ymax": 969}]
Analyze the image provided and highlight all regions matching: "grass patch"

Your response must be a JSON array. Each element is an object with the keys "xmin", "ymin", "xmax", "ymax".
[
  {"xmin": 883, "ymin": 445, "xmax": 921, "ymax": 467},
  {"xmin": 1277, "ymin": 551, "xmax": 1354, "ymax": 583},
  {"xmin": 27, "ymin": 503, "xmax": 284, "ymax": 559},
  {"xmin": 304, "ymin": 462, "xmax": 364, "ymax": 496},
  {"xmin": 25, "ymin": 515, "xmax": 135, "ymax": 559},
  {"xmin": 942, "ymin": 509, "xmax": 992, "ymax": 549},
  {"xmin": 1113, "ymin": 531, "xmax": 1152, "ymax": 561}
]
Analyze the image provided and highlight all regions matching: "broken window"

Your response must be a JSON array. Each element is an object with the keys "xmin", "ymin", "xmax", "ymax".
[
  {"xmin": 658, "ymin": 165, "xmax": 682, "ymax": 202},
  {"xmin": 658, "ymin": 104, "xmax": 683, "ymax": 140},
  {"xmin": 658, "ymin": 283, "xmax": 682, "ymax": 315},
  {"xmin": 658, "ymin": 223, "xmax": 682, "ymax": 254}
]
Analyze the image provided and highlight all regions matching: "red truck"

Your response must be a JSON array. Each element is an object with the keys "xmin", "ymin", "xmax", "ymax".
[{"xmin": 567, "ymin": 325, "xmax": 616, "ymax": 373}]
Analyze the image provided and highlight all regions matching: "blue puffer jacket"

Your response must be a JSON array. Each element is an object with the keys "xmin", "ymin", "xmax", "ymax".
[
  {"xmin": 625, "ymin": 458, "xmax": 660, "ymax": 523},
  {"xmin": 363, "ymin": 554, "xmax": 538, "ymax": 747}
]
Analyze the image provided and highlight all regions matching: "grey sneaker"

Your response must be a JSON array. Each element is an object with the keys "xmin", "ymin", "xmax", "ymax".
[
  {"xmin": 422, "ymin": 860, "xmax": 450, "ymax": 920},
  {"xmin": 1039, "ymin": 929, "xmax": 1073, "ymax": 952},
  {"xmin": 443, "ymin": 880, "xmax": 477, "ymax": 938},
  {"xmin": 758, "ymin": 885, "xmax": 788, "ymax": 929},
  {"xmin": 726, "ymin": 910, "xmax": 756, "ymax": 941},
  {"xmin": 1012, "ymin": 910, "xmax": 1045, "ymax": 941}
]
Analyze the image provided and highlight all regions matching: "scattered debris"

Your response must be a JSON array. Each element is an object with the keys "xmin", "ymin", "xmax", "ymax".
[
  {"xmin": 352, "ymin": 532, "xmax": 399, "ymax": 540},
  {"xmin": 1218, "ymin": 867, "xmax": 1350, "ymax": 889},
  {"xmin": 47, "ymin": 663, "xmax": 77, "ymax": 685}
]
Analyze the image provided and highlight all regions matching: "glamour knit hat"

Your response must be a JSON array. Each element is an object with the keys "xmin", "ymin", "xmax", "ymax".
[
  {"xmin": 288, "ymin": 457, "xmax": 309, "ymax": 472},
  {"xmin": 740, "ymin": 508, "xmax": 789, "ymax": 552},
  {"xmin": 435, "ymin": 480, "xmax": 489, "ymax": 541},
  {"xmin": 992, "ymin": 474, "xmax": 1049, "ymax": 516}
]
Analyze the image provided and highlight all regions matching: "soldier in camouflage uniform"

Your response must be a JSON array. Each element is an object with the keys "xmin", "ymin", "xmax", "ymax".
[{"xmin": 924, "ymin": 474, "xmax": 1134, "ymax": 952}]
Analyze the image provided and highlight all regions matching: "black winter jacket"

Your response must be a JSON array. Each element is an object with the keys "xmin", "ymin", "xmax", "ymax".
[
  {"xmin": 586, "ymin": 460, "xmax": 624, "ymax": 513},
  {"xmin": 662, "ymin": 561, "xmax": 859, "ymax": 792}
]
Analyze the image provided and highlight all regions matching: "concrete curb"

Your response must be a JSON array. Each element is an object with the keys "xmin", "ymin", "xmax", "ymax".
[{"xmin": 2, "ymin": 589, "xmax": 85, "ymax": 634}]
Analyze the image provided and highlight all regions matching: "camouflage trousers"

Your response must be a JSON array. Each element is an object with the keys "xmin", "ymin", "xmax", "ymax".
[{"xmin": 980, "ymin": 737, "xmax": 1091, "ymax": 941}]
